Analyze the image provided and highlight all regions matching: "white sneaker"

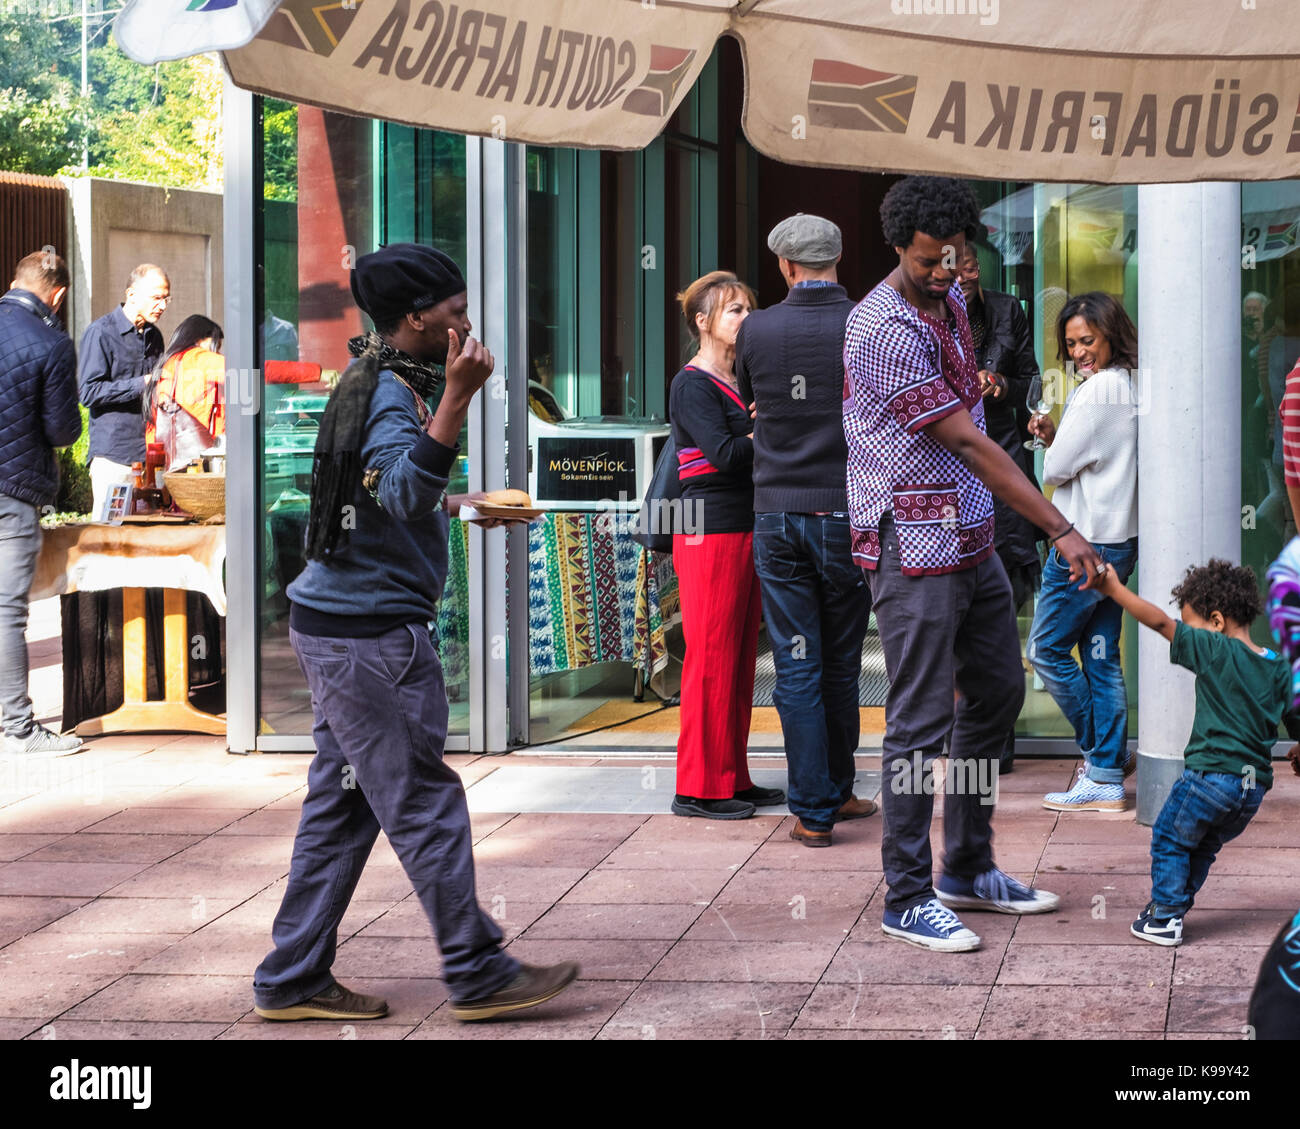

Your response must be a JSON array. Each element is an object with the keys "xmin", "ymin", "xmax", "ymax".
[{"xmin": 3, "ymin": 724, "xmax": 84, "ymax": 756}]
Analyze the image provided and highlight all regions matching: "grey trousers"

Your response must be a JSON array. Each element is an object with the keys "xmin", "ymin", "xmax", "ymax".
[
  {"xmin": 868, "ymin": 518, "xmax": 1024, "ymax": 912},
  {"xmin": 253, "ymin": 623, "xmax": 519, "ymax": 1007},
  {"xmin": 0, "ymin": 494, "xmax": 42, "ymax": 739}
]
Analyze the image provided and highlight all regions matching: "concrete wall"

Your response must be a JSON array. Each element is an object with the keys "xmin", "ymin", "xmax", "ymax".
[{"xmin": 63, "ymin": 177, "xmax": 223, "ymax": 348}]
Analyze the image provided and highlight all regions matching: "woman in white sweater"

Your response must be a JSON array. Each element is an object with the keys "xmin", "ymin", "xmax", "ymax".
[{"xmin": 1027, "ymin": 293, "xmax": 1140, "ymax": 812}]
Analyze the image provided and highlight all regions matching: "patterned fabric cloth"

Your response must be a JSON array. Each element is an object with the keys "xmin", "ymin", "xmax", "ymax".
[
  {"xmin": 1266, "ymin": 534, "xmax": 1300, "ymax": 710},
  {"xmin": 527, "ymin": 513, "xmax": 678, "ymax": 679},
  {"xmin": 842, "ymin": 280, "xmax": 995, "ymax": 576}
]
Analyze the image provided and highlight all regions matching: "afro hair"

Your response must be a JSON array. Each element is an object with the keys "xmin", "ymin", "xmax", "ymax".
[
  {"xmin": 1170, "ymin": 558, "xmax": 1263, "ymax": 627},
  {"xmin": 879, "ymin": 176, "xmax": 983, "ymax": 250}
]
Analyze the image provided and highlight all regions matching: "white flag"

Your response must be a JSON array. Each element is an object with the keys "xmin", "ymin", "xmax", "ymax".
[{"xmin": 114, "ymin": 0, "xmax": 284, "ymax": 65}]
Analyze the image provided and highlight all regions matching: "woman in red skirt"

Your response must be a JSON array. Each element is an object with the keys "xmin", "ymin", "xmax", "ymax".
[{"xmin": 669, "ymin": 271, "xmax": 782, "ymax": 820}]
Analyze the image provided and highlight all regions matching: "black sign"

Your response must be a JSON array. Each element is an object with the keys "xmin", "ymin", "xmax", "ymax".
[{"xmin": 536, "ymin": 437, "xmax": 638, "ymax": 502}]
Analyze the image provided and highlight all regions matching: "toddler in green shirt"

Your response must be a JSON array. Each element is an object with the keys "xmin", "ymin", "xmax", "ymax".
[{"xmin": 1096, "ymin": 559, "xmax": 1296, "ymax": 946}]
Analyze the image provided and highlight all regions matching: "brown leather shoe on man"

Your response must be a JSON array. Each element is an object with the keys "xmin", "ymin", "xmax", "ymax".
[
  {"xmin": 450, "ymin": 961, "xmax": 580, "ymax": 1022},
  {"xmin": 789, "ymin": 818, "xmax": 832, "ymax": 847},
  {"xmin": 254, "ymin": 979, "xmax": 388, "ymax": 1021},
  {"xmin": 835, "ymin": 795, "xmax": 879, "ymax": 822}
]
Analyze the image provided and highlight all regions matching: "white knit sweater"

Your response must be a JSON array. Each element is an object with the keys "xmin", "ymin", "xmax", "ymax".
[{"xmin": 1041, "ymin": 366, "xmax": 1139, "ymax": 544}]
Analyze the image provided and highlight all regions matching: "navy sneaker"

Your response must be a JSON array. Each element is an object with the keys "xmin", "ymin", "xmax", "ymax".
[
  {"xmin": 936, "ymin": 867, "xmax": 1060, "ymax": 914},
  {"xmin": 1131, "ymin": 904, "xmax": 1183, "ymax": 946},
  {"xmin": 881, "ymin": 897, "xmax": 981, "ymax": 952}
]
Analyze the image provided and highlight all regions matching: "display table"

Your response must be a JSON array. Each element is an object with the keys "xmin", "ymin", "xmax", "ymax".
[{"xmin": 31, "ymin": 524, "xmax": 227, "ymax": 736}]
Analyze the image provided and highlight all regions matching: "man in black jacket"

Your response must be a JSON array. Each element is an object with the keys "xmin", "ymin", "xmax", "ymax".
[
  {"xmin": 736, "ymin": 215, "xmax": 876, "ymax": 848},
  {"xmin": 0, "ymin": 251, "xmax": 83, "ymax": 755},
  {"xmin": 956, "ymin": 243, "xmax": 1044, "ymax": 774}
]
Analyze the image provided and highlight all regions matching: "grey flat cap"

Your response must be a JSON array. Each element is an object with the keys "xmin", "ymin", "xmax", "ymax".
[{"xmin": 767, "ymin": 214, "xmax": 842, "ymax": 267}]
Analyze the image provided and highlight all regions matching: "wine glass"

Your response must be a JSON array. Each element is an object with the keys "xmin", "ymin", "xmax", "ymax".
[{"xmin": 1023, "ymin": 374, "xmax": 1051, "ymax": 451}]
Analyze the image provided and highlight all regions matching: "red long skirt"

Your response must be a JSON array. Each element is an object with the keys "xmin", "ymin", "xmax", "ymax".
[{"xmin": 673, "ymin": 530, "xmax": 762, "ymax": 799}]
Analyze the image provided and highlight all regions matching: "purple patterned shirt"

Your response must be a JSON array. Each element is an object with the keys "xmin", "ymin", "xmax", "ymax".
[{"xmin": 842, "ymin": 280, "xmax": 996, "ymax": 576}]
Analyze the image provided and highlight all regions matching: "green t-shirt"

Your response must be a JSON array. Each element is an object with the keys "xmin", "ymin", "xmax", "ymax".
[{"xmin": 1170, "ymin": 622, "xmax": 1288, "ymax": 788}]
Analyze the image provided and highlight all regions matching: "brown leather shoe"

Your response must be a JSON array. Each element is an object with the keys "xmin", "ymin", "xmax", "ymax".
[
  {"xmin": 789, "ymin": 818, "xmax": 832, "ymax": 847},
  {"xmin": 835, "ymin": 795, "xmax": 879, "ymax": 821},
  {"xmin": 254, "ymin": 979, "xmax": 388, "ymax": 1021},
  {"xmin": 450, "ymin": 961, "xmax": 580, "ymax": 1022}
]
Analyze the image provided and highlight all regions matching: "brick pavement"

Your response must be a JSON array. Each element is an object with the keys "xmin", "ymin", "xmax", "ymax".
[{"xmin": 1, "ymin": 737, "xmax": 1296, "ymax": 1040}]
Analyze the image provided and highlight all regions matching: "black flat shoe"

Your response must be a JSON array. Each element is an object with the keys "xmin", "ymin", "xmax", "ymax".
[
  {"xmin": 671, "ymin": 795, "xmax": 756, "ymax": 820},
  {"xmin": 734, "ymin": 785, "xmax": 786, "ymax": 806}
]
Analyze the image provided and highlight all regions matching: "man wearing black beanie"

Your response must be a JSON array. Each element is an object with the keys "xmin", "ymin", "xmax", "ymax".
[{"xmin": 253, "ymin": 243, "xmax": 579, "ymax": 1023}]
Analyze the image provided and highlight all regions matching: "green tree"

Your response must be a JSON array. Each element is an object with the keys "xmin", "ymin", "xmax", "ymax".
[
  {"xmin": 263, "ymin": 98, "xmax": 297, "ymax": 202},
  {"xmin": 0, "ymin": 5, "xmax": 223, "ymax": 190},
  {"xmin": 0, "ymin": 11, "xmax": 84, "ymax": 175}
]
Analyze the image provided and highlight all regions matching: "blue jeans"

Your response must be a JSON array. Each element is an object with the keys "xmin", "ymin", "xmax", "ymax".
[
  {"xmin": 1150, "ymin": 770, "xmax": 1266, "ymax": 917},
  {"xmin": 1027, "ymin": 537, "xmax": 1138, "ymax": 783},
  {"xmin": 0, "ymin": 494, "xmax": 41, "ymax": 740},
  {"xmin": 752, "ymin": 513, "xmax": 872, "ymax": 831},
  {"xmin": 253, "ymin": 624, "xmax": 518, "ymax": 1008}
]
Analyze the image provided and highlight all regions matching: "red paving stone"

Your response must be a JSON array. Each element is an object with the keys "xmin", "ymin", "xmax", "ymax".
[{"xmin": 0, "ymin": 741, "xmax": 1295, "ymax": 1041}]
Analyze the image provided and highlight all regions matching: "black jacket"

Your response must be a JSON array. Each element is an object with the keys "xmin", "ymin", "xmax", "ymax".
[
  {"xmin": 970, "ymin": 287, "xmax": 1043, "ymax": 568},
  {"xmin": 0, "ymin": 289, "xmax": 81, "ymax": 508},
  {"xmin": 735, "ymin": 282, "xmax": 855, "ymax": 514}
]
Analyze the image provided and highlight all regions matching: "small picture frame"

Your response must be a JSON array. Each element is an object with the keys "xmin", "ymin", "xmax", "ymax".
[{"xmin": 98, "ymin": 483, "xmax": 132, "ymax": 525}]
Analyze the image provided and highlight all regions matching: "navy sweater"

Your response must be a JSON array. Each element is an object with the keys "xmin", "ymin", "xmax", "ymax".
[
  {"xmin": 0, "ymin": 289, "xmax": 82, "ymax": 508},
  {"xmin": 735, "ymin": 283, "xmax": 854, "ymax": 514},
  {"xmin": 288, "ymin": 371, "xmax": 459, "ymax": 635}
]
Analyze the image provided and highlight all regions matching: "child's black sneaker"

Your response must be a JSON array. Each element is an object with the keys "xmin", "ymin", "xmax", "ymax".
[{"xmin": 1131, "ymin": 903, "xmax": 1183, "ymax": 946}]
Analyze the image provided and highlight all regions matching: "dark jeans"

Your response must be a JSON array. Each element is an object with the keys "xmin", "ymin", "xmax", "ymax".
[
  {"xmin": 1150, "ymin": 769, "xmax": 1266, "ymax": 917},
  {"xmin": 869, "ymin": 519, "xmax": 1023, "ymax": 912},
  {"xmin": 253, "ymin": 624, "xmax": 518, "ymax": 1008},
  {"xmin": 752, "ymin": 513, "xmax": 872, "ymax": 830}
]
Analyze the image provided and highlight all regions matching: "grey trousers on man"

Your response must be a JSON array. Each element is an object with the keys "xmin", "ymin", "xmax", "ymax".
[
  {"xmin": 867, "ymin": 518, "xmax": 1024, "ymax": 913},
  {"xmin": 253, "ymin": 622, "xmax": 519, "ymax": 1008},
  {"xmin": 0, "ymin": 494, "xmax": 42, "ymax": 740}
]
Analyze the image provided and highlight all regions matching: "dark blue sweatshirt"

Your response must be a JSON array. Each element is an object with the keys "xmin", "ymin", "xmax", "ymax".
[{"xmin": 288, "ymin": 371, "xmax": 459, "ymax": 635}]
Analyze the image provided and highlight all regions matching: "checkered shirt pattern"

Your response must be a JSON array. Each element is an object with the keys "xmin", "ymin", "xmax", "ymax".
[{"xmin": 842, "ymin": 281, "xmax": 996, "ymax": 576}]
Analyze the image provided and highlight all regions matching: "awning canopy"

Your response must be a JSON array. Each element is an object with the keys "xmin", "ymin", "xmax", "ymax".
[{"xmin": 115, "ymin": 0, "xmax": 1300, "ymax": 183}]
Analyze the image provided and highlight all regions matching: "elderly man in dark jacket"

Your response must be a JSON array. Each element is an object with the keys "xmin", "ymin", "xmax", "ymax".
[
  {"xmin": 0, "ymin": 251, "xmax": 83, "ymax": 755},
  {"xmin": 736, "ymin": 215, "xmax": 877, "ymax": 847},
  {"xmin": 956, "ymin": 242, "xmax": 1044, "ymax": 773}
]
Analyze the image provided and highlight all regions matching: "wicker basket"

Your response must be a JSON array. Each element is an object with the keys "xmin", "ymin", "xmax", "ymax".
[{"xmin": 164, "ymin": 472, "xmax": 226, "ymax": 520}]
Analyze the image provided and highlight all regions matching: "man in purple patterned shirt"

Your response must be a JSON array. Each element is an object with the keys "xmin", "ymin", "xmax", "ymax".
[{"xmin": 843, "ymin": 177, "xmax": 1104, "ymax": 952}]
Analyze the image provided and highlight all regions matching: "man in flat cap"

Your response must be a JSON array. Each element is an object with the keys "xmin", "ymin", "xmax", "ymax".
[
  {"xmin": 253, "ymin": 243, "xmax": 578, "ymax": 1023},
  {"xmin": 735, "ymin": 214, "xmax": 876, "ymax": 849}
]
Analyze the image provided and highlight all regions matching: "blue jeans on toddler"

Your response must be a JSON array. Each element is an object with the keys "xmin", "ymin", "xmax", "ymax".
[
  {"xmin": 1027, "ymin": 537, "xmax": 1138, "ymax": 783},
  {"xmin": 1149, "ymin": 769, "xmax": 1267, "ymax": 918}
]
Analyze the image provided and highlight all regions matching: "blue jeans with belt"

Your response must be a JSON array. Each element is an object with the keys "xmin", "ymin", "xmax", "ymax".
[
  {"xmin": 752, "ymin": 512, "xmax": 872, "ymax": 831},
  {"xmin": 1027, "ymin": 537, "xmax": 1138, "ymax": 783},
  {"xmin": 1150, "ymin": 770, "xmax": 1266, "ymax": 917},
  {"xmin": 253, "ymin": 623, "xmax": 518, "ymax": 1008}
]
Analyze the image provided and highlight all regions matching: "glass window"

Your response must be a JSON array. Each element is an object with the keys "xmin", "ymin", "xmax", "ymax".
[
  {"xmin": 256, "ymin": 99, "xmax": 469, "ymax": 737},
  {"xmin": 1241, "ymin": 181, "xmax": 1300, "ymax": 653}
]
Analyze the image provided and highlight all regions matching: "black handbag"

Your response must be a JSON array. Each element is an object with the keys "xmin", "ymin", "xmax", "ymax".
[{"xmin": 630, "ymin": 431, "xmax": 681, "ymax": 553}]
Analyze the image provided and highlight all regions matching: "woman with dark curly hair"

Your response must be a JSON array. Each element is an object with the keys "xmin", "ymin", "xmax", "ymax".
[{"xmin": 1030, "ymin": 292, "xmax": 1141, "ymax": 812}]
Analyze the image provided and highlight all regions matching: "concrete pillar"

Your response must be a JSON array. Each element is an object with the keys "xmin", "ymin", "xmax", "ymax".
[{"xmin": 1135, "ymin": 182, "xmax": 1241, "ymax": 823}]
